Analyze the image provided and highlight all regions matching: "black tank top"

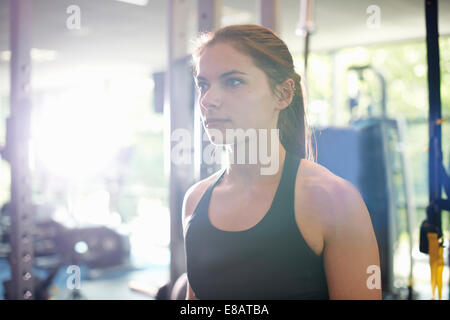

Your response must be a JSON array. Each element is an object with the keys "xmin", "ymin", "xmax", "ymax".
[{"xmin": 184, "ymin": 152, "xmax": 330, "ymax": 299}]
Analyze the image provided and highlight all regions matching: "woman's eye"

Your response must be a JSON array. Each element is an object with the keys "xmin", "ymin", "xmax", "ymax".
[
  {"xmin": 196, "ymin": 82, "xmax": 208, "ymax": 92},
  {"xmin": 226, "ymin": 78, "xmax": 243, "ymax": 87}
]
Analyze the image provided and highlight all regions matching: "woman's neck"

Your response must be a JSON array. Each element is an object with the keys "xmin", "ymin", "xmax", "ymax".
[{"xmin": 223, "ymin": 129, "xmax": 286, "ymax": 187}]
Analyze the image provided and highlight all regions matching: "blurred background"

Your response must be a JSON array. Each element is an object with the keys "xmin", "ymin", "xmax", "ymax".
[{"xmin": 0, "ymin": 0, "xmax": 449, "ymax": 300}]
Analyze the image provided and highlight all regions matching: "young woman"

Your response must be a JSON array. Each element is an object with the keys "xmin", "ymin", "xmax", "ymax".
[{"xmin": 182, "ymin": 24, "xmax": 381, "ymax": 300}]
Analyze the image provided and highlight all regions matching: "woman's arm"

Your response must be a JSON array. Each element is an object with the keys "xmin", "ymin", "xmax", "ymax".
[
  {"xmin": 186, "ymin": 280, "xmax": 199, "ymax": 300},
  {"xmin": 322, "ymin": 180, "xmax": 382, "ymax": 300},
  {"xmin": 182, "ymin": 178, "xmax": 212, "ymax": 300}
]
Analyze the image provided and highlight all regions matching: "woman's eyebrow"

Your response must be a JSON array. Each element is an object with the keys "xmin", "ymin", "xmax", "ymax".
[{"xmin": 196, "ymin": 70, "xmax": 248, "ymax": 82}]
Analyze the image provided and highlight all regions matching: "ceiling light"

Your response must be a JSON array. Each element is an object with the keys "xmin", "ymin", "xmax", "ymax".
[{"xmin": 115, "ymin": 0, "xmax": 148, "ymax": 6}]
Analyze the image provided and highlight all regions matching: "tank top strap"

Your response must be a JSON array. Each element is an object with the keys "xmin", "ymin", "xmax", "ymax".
[
  {"xmin": 191, "ymin": 168, "xmax": 227, "ymax": 219},
  {"xmin": 210, "ymin": 168, "xmax": 227, "ymax": 190},
  {"xmin": 283, "ymin": 152, "xmax": 302, "ymax": 190},
  {"xmin": 268, "ymin": 151, "xmax": 302, "ymax": 214}
]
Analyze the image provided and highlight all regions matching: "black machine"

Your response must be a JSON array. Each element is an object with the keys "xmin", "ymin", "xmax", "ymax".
[
  {"xmin": 0, "ymin": 202, "xmax": 130, "ymax": 299},
  {"xmin": 313, "ymin": 64, "xmax": 415, "ymax": 298}
]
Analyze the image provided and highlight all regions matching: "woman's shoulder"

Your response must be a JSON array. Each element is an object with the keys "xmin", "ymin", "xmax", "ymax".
[
  {"xmin": 295, "ymin": 159, "xmax": 361, "ymax": 217},
  {"xmin": 296, "ymin": 158, "xmax": 345, "ymax": 191},
  {"xmin": 295, "ymin": 158, "xmax": 369, "ymax": 227}
]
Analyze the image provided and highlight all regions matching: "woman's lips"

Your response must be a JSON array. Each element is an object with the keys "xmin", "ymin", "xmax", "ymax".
[{"xmin": 205, "ymin": 119, "xmax": 230, "ymax": 128}]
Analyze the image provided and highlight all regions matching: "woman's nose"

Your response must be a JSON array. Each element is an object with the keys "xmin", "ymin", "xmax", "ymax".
[{"xmin": 199, "ymin": 85, "xmax": 221, "ymax": 110}]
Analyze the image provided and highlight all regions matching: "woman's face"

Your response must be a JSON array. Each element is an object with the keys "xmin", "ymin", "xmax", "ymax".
[{"xmin": 195, "ymin": 42, "xmax": 281, "ymax": 144}]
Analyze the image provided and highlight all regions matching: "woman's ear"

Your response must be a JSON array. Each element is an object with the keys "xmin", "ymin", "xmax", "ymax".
[{"xmin": 275, "ymin": 78, "xmax": 295, "ymax": 110}]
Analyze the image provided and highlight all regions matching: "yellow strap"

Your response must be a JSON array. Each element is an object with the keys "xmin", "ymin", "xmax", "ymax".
[{"xmin": 427, "ymin": 232, "xmax": 444, "ymax": 300}]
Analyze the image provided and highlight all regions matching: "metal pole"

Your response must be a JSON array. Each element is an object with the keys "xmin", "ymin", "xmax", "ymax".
[
  {"xmin": 198, "ymin": 0, "xmax": 221, "ymax": 33},
  {"xmin": 330, "ymin": 50, "xmax": 338, "ymax": 125},
  {"xmin": 296, "ymin": 0, "xmax": 315, "ymax": 87},
  {"xmin": 396, "ymin": 116, "xmax": 418, "ymax": 299},
  {"xmin": 196, "ymin": 0, "xmax": 221, "ymax": 180},
  {"xmin": 6, "ymin": 0, "xmax": 34, "ymax": 300},
  {"xmin": 258, "ymin": 0, "xmax": 279, "ymax": 33},
  {"xmin": 425, "ymin": 0, "xmax": 443, "ymax": 233},
  {"xmin": 424, "ymin": 0, "xmax": 449, "ymax": 300},
  {"xmin": 167, "ymin": 0, "xmax": 196, "ymax": 297}
]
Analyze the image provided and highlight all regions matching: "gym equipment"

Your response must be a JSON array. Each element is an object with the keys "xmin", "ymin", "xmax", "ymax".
[
  {"xmin": 314, "ymin": 63, "xmax": 418, "ymax": 298},
  {"xmin": 0, "ymin": 202, "xmax": 130, "ymax": 299},
  {"xmin": 418, "ymin": 0, "xmax": 449, "ymax": 300},
  {"xmin": 4, "ymin": 0, "xmax": 34, "ymax": 300},
  {"xmin": 314, "ymin": 122, "xmax": 395, "ymax": 296}
]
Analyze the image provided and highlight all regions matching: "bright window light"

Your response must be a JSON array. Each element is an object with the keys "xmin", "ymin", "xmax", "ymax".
[
  {"xmin": 0, "ymin": 48, "xmax": 58, "ymax": 62},
  {"xmin": 31, "ymin": 84, "xmax": 131, "ymax": 180}
]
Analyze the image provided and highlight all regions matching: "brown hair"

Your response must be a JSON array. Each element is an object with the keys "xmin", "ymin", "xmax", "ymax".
[{"xmin": 191, "ymin": 24, "xmax": 314, "ymax": 161}]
